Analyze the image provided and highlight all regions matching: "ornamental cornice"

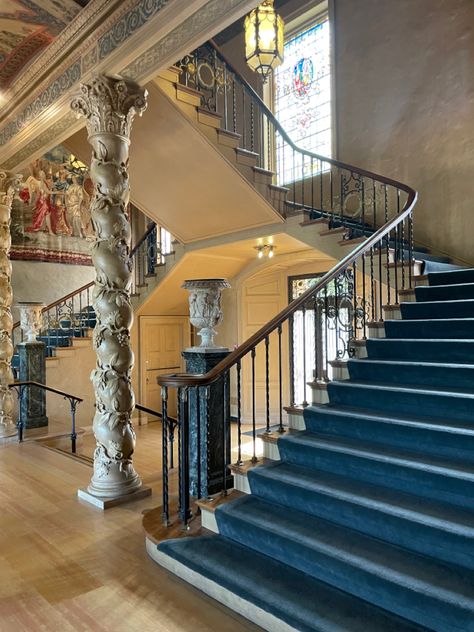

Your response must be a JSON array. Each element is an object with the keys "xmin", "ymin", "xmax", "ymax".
[
  {"xmin": 0, "ymin": 0, "xmax": 124, "ymax": 122},
  {"xmin": 0, "ymin": 0, "xmax": 257, "ymax": 169}
]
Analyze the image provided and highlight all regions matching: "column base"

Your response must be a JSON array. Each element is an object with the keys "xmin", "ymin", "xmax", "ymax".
[{"xmin": 77, "ymin": 485, "xmax": 152, "ymax": 510}]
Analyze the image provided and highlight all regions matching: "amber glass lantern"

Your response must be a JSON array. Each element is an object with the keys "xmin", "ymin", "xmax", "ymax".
[{"xmin": 244, "ymin": 0, "xmax": 284, "ymax": 82}]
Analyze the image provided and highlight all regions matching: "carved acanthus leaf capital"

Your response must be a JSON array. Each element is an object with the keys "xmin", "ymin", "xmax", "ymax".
[
  {"xmin": 0, "ymin": 171, "xmax": 22, "ymax": 208},
  {"xmin": 71, "ymin": 75, "xmax": 147, "ymax": 139}
]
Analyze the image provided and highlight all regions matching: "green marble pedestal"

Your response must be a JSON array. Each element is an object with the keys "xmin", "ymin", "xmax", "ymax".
[
  {"xmin": 18, "ymin": 342, "xmax": 48, "ymax": 428},
  {"xmin": 182, "ymin": 349, "xmax": 233, "ymax": 498}
]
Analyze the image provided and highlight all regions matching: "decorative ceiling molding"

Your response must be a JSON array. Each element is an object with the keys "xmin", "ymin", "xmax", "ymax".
[{"xmin": 0, "ymin": 0, "xmax": 258, "ymax": 170}]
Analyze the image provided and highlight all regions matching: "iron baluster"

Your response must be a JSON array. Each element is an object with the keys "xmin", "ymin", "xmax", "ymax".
[
  {"xmin": 408, "ymin": 212, "xmax": 414, "ymax": 288},
  {"xmin": 302, "ymin": 302, "xmax": 308, "ymax": 407},
  {"xmin": 161, "ymin": 386, "xmax": 169, "ymax": 526},
  {"xmin": 370, "ymin": 246, "xmax": 376, "ymax": 322},
  {"xmin": 265, "ymin": 335, "xmax": 270, "ymax": 433},
  {"xmin": 64, "ymin": 395, "xmax": 79, "ymax": 453},
  {"xmin": 236, "ymin": 360, "xmax": 243, "ymax": 464},
  {"xmin": 289, "ymin": 313, "xmax": 295, "ymax": 406},
  {"xmin": 178, "ymin": 387, "xmax": 191, "ymax": 527},
  {"xmin": 250, "ymin": 100, "xmax": 255, "ymax": 153},
  {"xmin": 232, "ymin": 77, "xmax": 237, "ymax": 133},
  {"xmin": 384, "ymin": 185, "xmax": 391, "ymax": 306},
  {"xmin": 278, "ymin": 324, "xmax": 284, "ymax": 433},
  {"xmin": 222, "ymin": 371, "xmax": 229, "ymax": 496},
  {"xmin": 251, "ymin": 347, "xmax": 257, "ymax": 463}
]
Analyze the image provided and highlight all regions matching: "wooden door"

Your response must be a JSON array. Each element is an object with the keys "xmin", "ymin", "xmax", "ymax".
[{"xmin": 139, "ymin": 316, "xmax": 190, "ymax": 419}]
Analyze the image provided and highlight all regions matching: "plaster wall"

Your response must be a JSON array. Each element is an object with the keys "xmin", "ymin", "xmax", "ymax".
[
  {"xmin": 11, "ymin": 260, "xmax": 95, "ymax": 320},
  {"xmin": 333, "ymin": 0, "xmax": 474, "ymax": 263}
]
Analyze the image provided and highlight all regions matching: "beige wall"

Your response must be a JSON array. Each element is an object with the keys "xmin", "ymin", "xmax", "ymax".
[
  {"xmin": 333, "ymin": 0, "xmax": 474, "ymax": 263},
  {"xmin": 12, "ymin": 260, "xmax": 94, "ymax": 321}
]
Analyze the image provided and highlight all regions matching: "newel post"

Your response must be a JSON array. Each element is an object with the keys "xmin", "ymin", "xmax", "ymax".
[
  {"xmin": 71, "ymin": 76, "xmax": 151, "ymax": 507},
  {"xmin": 0, "ymin": 171, "xmax": 21, "ymax": 438}
]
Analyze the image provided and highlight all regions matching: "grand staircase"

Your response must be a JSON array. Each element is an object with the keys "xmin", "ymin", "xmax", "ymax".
[{"xmin": 151, "ymin": 266, "xmax": 474, "ymax": 631}]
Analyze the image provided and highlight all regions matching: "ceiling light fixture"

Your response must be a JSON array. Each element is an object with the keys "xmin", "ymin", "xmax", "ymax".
[
  {"xmin": 255, "ymin": 243, "xmax": 276, "ymax": 259},
  {"xmin": 244, "ymin": 0, "xmax": 284, "ymax": 82}
]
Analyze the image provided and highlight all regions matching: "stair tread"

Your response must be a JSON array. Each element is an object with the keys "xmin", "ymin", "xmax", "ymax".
[
  {"xmin": 310, "ymin": 402, "xmax": 474, "ymax": 434},
  {"xmin": 218, "ymin": 495, "xmax": 474, "ymax": 606},
  {"xmin": 281, "ymin": 431, "xmax": 474, "ymax": 479},
  {"xmin": 250, "ymin": 461, "xmax": 474, "ymax": 534},
  {"xmin": 158, "ymin": 536, "xmax": 427, "ymax": 632},
  {"xmin": 349, "ymin": 357, "xmax": 474, "ymax": 369},
  {"xmin": 332, "ymin": 378, "xmax": 474, "ymax": 399}
]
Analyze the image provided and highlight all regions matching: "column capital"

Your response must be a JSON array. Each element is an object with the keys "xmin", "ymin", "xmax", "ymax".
[
  {"xmin": 71, "ymin": 75, "xmax": 147, "ymax": 140},
  {"xmin": 0, "ymin": 171, "xmax": 22, "ymax": 208}
]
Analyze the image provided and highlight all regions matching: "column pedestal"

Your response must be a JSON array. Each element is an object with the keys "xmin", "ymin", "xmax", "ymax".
[
  {"xmin": 183, "ymin": 349, "xmax": 233, "ymax": 499},
  {"xmin": 18, "ymin": 342, "xmax": 48, "ymax": 428}
]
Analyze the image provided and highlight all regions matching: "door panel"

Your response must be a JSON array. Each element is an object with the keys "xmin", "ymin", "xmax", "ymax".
[{"xmin": 140, "ymin": 316, "xmax": 190, "ymax": 419}]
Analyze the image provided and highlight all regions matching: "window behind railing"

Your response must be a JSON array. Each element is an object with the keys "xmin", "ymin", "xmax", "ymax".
[{"xmin": 274, "ymin": 15, "xmax": 332, "ymax": 185}]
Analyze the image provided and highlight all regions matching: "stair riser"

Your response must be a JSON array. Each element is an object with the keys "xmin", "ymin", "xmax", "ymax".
[
  {"xmin": 348, "ymin": 360, "xmax": 474, "ymax": 390},
  {"xmin": 304, "ymin": 412, "xmax": 474, "ymax": 463},
  {"xmin": 428, "ymin": 270, "xmax": 474, "ymax": 286},
  {"xmin": 416, "ymin": 285, "xmax": 474, "ymax": 302},
  {"xmin": 278, "ymin": 439, "xmax": 474, "ymax": 510},
  {"xmin": 216, "ymin": 510, "xmax": 472, "ymax": 632},
  {"xmin": 248, "ymin": 470, "xmax": 474, "ymax": 571},
  {"xmin": 367, "ymin": 339, "xmax": 474, "ymax": 363},
  {"xmin": 385, "ymin": 319, "xmax": 474, "ymax": 339},
  {"xmin": 328, "ymin": 383, "xmax": 474, "ymax": 423},
  {"xmin": 401, "ymin": 301, "xmax": 474, "ymax": 319}
]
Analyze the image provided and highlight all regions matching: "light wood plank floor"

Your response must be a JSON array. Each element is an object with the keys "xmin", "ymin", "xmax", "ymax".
[{"xmin": 0, "ymin": 435, "xmax": 262, "ymax": 631}]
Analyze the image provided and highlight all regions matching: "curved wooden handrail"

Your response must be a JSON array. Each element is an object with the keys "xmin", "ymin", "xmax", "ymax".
[
  {"xmin": 9, "ymin": 380, "xmax": 83, "ymax": 402},
  {"xmin": 156, "ymin": 41, "xmax": 418, "ymax": 388},
  {"xmin": 209, "ymin": 39, "xmax": 414, "ymax": 198},
  {"xmin": 157, "ymin": 186, "xmax": 416, "ymax": 389}
]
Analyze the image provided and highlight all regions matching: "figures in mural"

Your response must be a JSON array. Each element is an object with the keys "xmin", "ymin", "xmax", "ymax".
[
  {"xmin": 24, "ymin": 171, "xmax": 54, "ymax": 234},
  {"xmin": 11, "ymin": 145, "xmax": 95, "ymax": 265}
]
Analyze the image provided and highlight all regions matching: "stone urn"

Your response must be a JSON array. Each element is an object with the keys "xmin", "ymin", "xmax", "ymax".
[
  {"xmin": 17, "ymin": 302, "xmax": 44, "ymax": 343},
  {"xmin": 182, "ymin": 279, "xmax": 231, "ymax": 349}
]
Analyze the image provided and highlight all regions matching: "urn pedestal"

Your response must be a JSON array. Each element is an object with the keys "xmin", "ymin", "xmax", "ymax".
[
  {"xmin": 17, "ymin": 302, "xmax": 47, "ymax": 428},
  {"xmin": 18, "ymin": 342, "xmax": 48, "ymax": 429},
  {"xmin": 183, "ymin": 349, "xmax": 233, "ymax": 498}
]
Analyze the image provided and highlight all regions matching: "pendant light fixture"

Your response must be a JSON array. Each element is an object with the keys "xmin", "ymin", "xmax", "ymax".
[{"xmin": 244, "ymin": 0, "xmax": 284, "ymax": 82}]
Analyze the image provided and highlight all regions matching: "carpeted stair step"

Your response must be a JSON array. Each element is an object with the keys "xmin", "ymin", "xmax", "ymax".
[
  {"xmin": 302, "ymin": 403, "xmax": 474, "ymax": 463},
  {"xmin": 348, "ymin": 358, "xmax": 474, "ymax": 390},
  {"xmin": 401, "ymin": 298, "xmax": 474, "ymax": 320},
  {"xmin": 416, "ymin": 282, "xmax": 474, "ymax": 302},
  {"xmin": 215, "ymin": 496, "xmax": 474, "ymax": 632},
  {"xmin": 277, "ymin": 432, "xmax": 474, "ymax": 510},
  {"xmin": 421, "ymin": 260, "xmax": 463, "ymax": 273},
  {"xmin": 327, "ymin": 380, "xmax": 474, "ymax": 423},
  {"xmin": 156, "ymin": 536, "xmax": 426, "ymax": 632},
  {"xmin": 366, "ymin": 338, "xmax": 474, "ymax": 363},
  {"xmin": 247, "ymin": 462, "xmax": 474, "ymax": 570},
  {"xmin": 384, "ymin": 318, "xmax": 474, "ymax": 339},
  {"xmin": 427, "ymin": 268, "xmax": 474, "ymax": 286}
]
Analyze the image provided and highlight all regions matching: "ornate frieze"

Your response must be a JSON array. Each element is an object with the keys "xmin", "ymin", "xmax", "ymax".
[{"xmin": 72, "ymin": 75, "xmax": 147, "ymax": 498}]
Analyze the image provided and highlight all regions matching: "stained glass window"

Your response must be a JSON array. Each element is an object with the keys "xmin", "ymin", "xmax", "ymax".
[{"xmin": 274, "ymin": 17, "xmax": 331, "ymax": 184}]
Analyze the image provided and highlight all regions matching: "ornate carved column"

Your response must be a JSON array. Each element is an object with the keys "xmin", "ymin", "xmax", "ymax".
[
  {"xmin": 0, "ymin": 171, "xmax": 20, "ymax": 438},
  {"xmin": 71, "ymin": 76, "xmax": 150, "ymax": 504}
]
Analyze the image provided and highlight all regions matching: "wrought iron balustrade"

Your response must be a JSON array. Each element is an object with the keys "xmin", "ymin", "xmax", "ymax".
[{"xmin": 157, "ymin": 41, "xmax": 417, "ymax": 528}]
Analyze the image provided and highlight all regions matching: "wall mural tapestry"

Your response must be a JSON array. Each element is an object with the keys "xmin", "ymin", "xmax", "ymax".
[{"xmin": 11, "ymin": 144, "xmax": 94, "ymax": 265}]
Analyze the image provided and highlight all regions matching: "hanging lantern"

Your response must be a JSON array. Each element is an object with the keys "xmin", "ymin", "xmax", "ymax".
[{"xmin": 244, "ymin": 0, "xmax": 284, "ymax": 82}]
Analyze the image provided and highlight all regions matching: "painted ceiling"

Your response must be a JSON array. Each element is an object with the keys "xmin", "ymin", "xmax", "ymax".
[{"xmin": 0, "ymin": 0, "xmax": 89, "ymax": 89}]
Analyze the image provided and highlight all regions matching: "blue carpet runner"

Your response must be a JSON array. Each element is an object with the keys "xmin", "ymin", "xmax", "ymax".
[{"xmin": 156, "ymin": 267, "xmax": 474, "ymax": 631}]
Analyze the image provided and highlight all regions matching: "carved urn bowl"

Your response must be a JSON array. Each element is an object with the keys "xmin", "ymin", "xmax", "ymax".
[
  {"xmin": 16, "ymin": 302, "xmax": 44, "ymax": 343},
  {"xmin": 182, "ymin": 278, "xmax": 231, "ymax": 349}
]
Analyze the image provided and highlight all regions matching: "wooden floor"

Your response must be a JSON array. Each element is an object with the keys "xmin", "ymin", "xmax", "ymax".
[{"xmin": 0, "ymin": 428, "xmax": 262, "ymax": 631}]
